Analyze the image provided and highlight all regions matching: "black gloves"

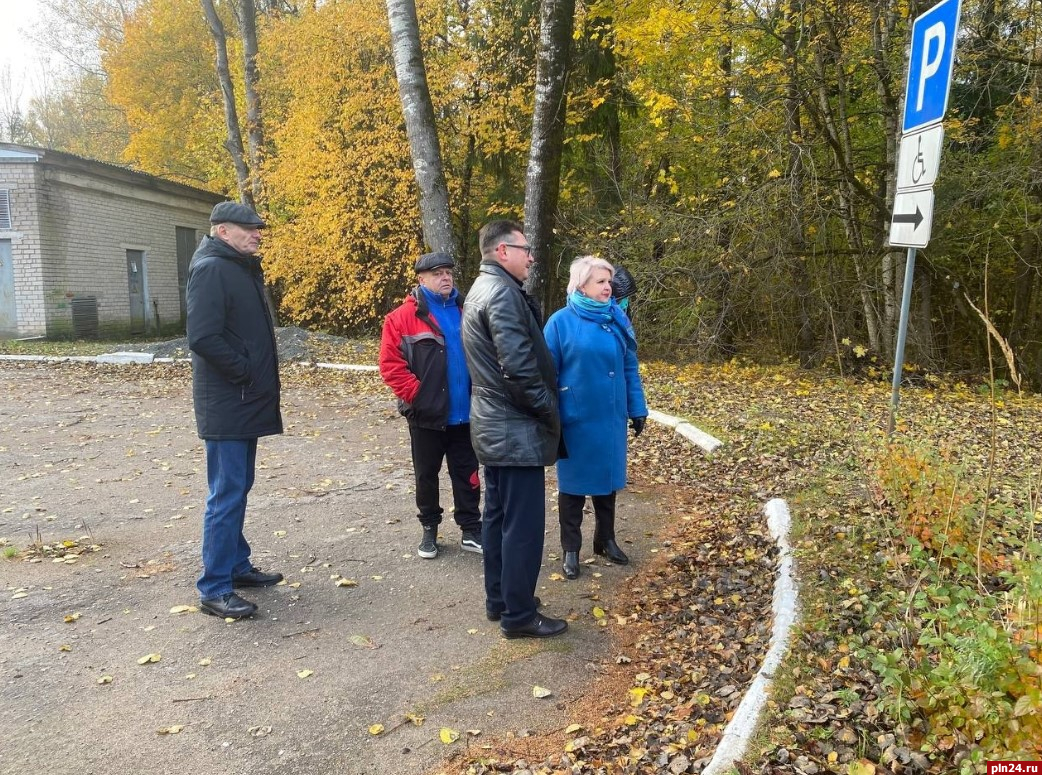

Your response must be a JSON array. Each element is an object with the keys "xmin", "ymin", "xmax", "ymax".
[{"xmin": 630, "ymin": 416, "xmax": 647, "ymax": 437}]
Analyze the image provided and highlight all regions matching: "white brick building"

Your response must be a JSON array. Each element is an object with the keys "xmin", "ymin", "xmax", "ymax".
[{"xmin": 0, "ymin": 144, "xmax": 224, "ymax": 339}]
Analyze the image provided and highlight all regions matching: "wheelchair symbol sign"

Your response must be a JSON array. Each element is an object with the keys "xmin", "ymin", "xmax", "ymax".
[{"xmin": 896, "ymin": 125, "xmax": 944, "ymax": 191}]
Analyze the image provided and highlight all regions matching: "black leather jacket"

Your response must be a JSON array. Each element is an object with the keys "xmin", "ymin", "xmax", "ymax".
[{"xmin": 461, "ymin": 261, "xmax": 561, "ymax": 466}]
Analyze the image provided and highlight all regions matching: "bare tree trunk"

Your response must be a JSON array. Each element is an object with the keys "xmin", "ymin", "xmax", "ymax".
[
  {"xmin": 200, "ymin": 0, "xmax": 253, "ymax": 208},
  {"xmin": 810, "ymin": 30, "xmax": 882, "ymax": 353},
  {"xmin": 239, "ymin": 0, "xmax": 265, "ymax": 206},
  {"xmin": 524, "ymin": 0, "xmax": 576, "ymax": 311},
  {"xmin": 871, "ymin": 0, "xmax": 903, "ymax": 359},
  {"xmin": 782, "ymin": 0, "xmax": 815, "ymax": 366},
  {"xmin": 386, "ymin": 0, "xmax": 454, "ymax": 256}
]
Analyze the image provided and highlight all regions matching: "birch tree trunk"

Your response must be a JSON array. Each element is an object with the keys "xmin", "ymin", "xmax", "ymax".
[
  {"xmin": 782, "ymin": 0, "xmax": 815, "ymax": 366},
  {"xmin": 524, "ymin": 0, "xmax": 576, "ymax": 311},
  {"xmin": 238, "ymin": 0, "xmax": 265, "ymax": 207},
  {"xmin": 200, "ymin": 0, "xmax": 253, "ymax": 208},
  {"xmin": 385, "ymin": 0, "xmax": 454, "ymax": 256}
]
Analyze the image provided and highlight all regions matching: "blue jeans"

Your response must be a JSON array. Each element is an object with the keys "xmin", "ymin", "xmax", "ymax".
[
  {"xmin": 482, "ymin": 466, "xmax": 545, "ymax": 629},
  {"xmin": 197, "ymin": 439, "xmax": 257, "ymax": 599}
]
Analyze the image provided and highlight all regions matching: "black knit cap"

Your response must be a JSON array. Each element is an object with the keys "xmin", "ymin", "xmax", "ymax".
[
  {"xmin": 414, "ymin": 252, "xmax": 455, "ymax": 272},
  {"xmin": 611, "ymin": 266, "xmax": 637, "ymax": 300},
  {"xmin": 210, "ymin": 201, "xmax": 266, "ymax": 228}
]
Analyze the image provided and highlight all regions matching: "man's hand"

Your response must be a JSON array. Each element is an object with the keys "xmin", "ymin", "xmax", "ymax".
[{"xmin": 630, "ymin": 416, "xmax": 646, "ymax": 437}]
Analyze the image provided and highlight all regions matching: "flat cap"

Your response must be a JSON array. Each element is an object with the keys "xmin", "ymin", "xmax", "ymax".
[
  {"xmin": 414, "ymin": 252, "xmax": 455, "ymax": 273},
  {"xmin": 210, "ymin": 201, "xmax": 266, "ymax": 228}
]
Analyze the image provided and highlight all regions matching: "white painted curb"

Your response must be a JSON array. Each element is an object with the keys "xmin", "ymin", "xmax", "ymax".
[
  {"xmin": 95, "ymin": 351, "xmax": 156, "ymax": 364},
  {"xmin": 702, "ymin": 498, "xmax": 798, "ymax": 775},
  {"xmin": 314, "ymin": 362, "xmax": 378, "ymax": 372},
  {"xmin": 647, "ymin": 408, "xmax": 723, "ymax": 452},
  {"xmin": 0, "ymin": 354, "xmax": 97, "ymax": 362}
]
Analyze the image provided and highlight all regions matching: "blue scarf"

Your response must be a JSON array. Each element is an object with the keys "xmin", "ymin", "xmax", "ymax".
[{"xmin": 567, "ymin": 292, "xmax": 637, "ymax": 350}]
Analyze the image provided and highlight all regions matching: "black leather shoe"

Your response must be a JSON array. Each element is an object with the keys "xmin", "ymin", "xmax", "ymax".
[
  {"xmin": 486, "ymin": 596, "xmax": 541, "ymax": 622},
  {"xmin": 200, "ymin": 593, "xmax": 257, "ymax": 619},
  {"xmin": 501, "ymin": 613, "xmax": 568, "ymax": 639},
  {"xmin": 593, "ymin": 539, "xmax": 630, "ymax": 565},
  {"xmin": 563, "ymin": 551, "xmax": 580, "ymax": 580},
  {"xmin": 232, "ymin": 568, "xmax": 284, "ymax": 587}
]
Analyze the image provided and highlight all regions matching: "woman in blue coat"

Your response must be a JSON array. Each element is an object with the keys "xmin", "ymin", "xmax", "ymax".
[{"xmin": 544, "ymin": 256, "xmax": 648, "ymax": 580}]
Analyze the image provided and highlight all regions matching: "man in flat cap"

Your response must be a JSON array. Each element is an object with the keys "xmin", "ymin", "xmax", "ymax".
[
  {"xmin": 186, "ymin": 201, "xmax": 283, "ymax": 620},
  {"xmin": 379, "ymin": 251, "xmax": 482, "ymax": 559}
]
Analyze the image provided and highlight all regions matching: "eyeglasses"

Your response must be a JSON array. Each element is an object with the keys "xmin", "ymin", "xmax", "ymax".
[{"xmin": 502, "ymin": 243, "xmax": 533, "ymax": 256}]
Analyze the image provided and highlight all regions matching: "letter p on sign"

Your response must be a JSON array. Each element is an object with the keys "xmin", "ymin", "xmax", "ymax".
[
  {"xmin": 902, "ymin": 0, "xmax": 962, "ymax": 133},
  {"xmin": 916, "ymin": 22, "xmax": 946, "ymax": 111}
]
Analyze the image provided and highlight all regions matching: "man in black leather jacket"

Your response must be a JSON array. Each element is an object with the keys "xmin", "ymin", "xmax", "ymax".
[
  {"xmin": 461, "ymin": 219, "xmax": 568, "ymax": 639},
  {"xmin": 186, "ymin": 202, "xmax": 284, "ymax": 620}
]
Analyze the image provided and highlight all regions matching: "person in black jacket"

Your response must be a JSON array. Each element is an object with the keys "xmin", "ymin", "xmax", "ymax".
[
  {"xmin": 461, "ymin": 219, "xmax": 568, "ymax": 639},
  {"xmin": 186, "ymin": 202, "xmax": 284, "ymax": 620},
  {"xmin": 379, "ymin": 252, "xmax": 481, "ymax": 559}
]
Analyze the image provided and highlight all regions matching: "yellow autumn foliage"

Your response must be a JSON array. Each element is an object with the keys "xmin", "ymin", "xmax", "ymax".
[
  {"xmin": 260, "ymin": 0, "xmax": 420, "ymax": 332},
  {"xmin": 104, "ymin": 0, "xmax": 234, "ymax": 191}
]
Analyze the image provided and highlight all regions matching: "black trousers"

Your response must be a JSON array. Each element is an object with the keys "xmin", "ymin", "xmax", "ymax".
[
  {"xmin": 483, "ymin": 465, "xmax": 545, "ymax": 629},
  {"xmin": 558, "ymin": 491, "xmax": 617, "ymax": 552},
  {"xmin": 408, "ymin": 423, "xmax": 481, "ymax": 531}
]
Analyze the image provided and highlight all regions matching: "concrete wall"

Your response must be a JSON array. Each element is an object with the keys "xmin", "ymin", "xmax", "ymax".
[
  {"xmin": 0, "ymin": 148, "xmax": 222, "ymax": 339},
  {"xmin": 36, "ymin": 167, "xmax": 214, "ymax": 337}
]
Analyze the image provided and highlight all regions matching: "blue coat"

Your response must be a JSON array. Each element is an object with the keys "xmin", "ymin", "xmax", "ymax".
[{"xmin": 544, "ymin": 299, "xmax": 647, "ymax": 495}]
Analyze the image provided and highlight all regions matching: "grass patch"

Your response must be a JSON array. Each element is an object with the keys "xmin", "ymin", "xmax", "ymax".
[{"xmin": 0, "ymin": 335, "xmax": 172, "ymax": 357}]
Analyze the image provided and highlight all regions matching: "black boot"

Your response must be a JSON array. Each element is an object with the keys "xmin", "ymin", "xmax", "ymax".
[
  {"xmin": 563, "ymin": 551, "xmax": 580, "ymax": 579},
  {"xmin": 593, "ymin": 538, "xmax": 629, "ymax": 565},
  {"xmin": 593, "ymin": 491, "xmax": 629, "ymax": 565}
]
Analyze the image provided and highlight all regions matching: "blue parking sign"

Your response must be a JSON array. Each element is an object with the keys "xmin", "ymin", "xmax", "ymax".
[{"xmin": 902, "ymin": 0, "xmax": 963, "ymax": 133}]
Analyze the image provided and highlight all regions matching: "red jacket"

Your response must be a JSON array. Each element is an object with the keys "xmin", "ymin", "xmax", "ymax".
[{"xmin": 379, "ymin": 289, "xmax": 460, "ymax": 430}]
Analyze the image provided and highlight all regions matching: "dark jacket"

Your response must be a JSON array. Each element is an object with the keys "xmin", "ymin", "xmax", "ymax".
[
  {"xmin": 186, "ymin": 235, "xmax": 283, "ymax": 440},
  {"xmin": 378, "ymin": 287, "xmax": 468, "ymax": 430},
  {"xmin": 461, "ymin": 261, "xmax": 561, "ymax": 466}
]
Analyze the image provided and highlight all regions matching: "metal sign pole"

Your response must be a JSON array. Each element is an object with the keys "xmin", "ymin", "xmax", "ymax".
[{"xmin": 888, "ymin": 246, "xmax": 917, "ymax": 435}]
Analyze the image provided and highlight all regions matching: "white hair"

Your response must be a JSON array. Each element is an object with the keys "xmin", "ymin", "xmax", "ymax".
[{"xmin": 566, "ymin": 255, "xmax": 614, "ymax": 294}]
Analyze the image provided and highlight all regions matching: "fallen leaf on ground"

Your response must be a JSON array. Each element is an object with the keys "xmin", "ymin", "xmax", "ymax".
[
  {"xmin": 439, "ymin": 728, "xmax": 460, "ymax": 744},
  {"xmin": 532, "ymin": 686, "xmax": 553, "ymax": 698},
  {"xmin": 157, "ymin": 725, "xmax": 184, "ymax": 735},
  {"xmin": 296, "ymin": 669, "xmax": 314, "ymax": 679},
  {"xmin": 137, "ymin": 653, "xmax": 161, "ymax": 664},
  {"xmin": 369, "ymin": 724, "xmax": 385, "ymax": 735}
]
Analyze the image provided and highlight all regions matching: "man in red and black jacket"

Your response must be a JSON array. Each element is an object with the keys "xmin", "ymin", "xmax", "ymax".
[{"xmin": 379, "ymin": 252, "xmax": 482, "ymax": 559}]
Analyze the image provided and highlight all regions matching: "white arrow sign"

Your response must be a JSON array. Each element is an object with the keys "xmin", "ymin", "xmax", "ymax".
[
  {"xmin": 896, "ymin": 124, "xmax": 944, "ymax": 191},
  {"xmin": 889, "ymin": 190, "xmax": 935, "ymax": 248}
]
